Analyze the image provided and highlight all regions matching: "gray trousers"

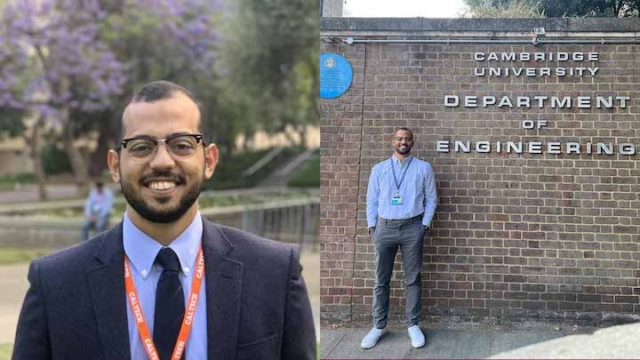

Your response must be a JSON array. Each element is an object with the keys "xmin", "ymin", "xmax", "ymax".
[{"xmin": 372, "ymin": 215, "xmax": 425, "ymax": 328}]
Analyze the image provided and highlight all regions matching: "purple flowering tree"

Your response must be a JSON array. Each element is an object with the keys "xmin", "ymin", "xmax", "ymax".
[
  {"xmin": 1, "ymin": 0, "xmax": 318, "ymax": 197},
  {"xmin": 91, "ymin": 0, "xmax": 224, "ymax": 165},
  {"xmin": 0, "ymin": 0, "xmax": 127, "ymax": 197}
]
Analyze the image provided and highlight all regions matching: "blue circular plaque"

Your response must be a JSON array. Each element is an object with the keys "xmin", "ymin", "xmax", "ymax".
[{"xmin": 320, "ymin": 53, "xmax": 353, "ymax": 99}]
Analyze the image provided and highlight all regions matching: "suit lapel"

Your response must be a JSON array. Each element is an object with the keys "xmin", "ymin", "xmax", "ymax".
[
  {"xmin": 86, "ymin": 223, "xmax": 131, "ymax": 360},
  {"xmin": 202, "ymin": 220, "xmax": 244, "ymax": 360}
]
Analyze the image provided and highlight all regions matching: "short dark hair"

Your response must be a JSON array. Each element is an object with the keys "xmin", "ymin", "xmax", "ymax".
[
  {"xmin": 394, "ymin": 127, "xmax": 414, "ymax": 139},
  {"xmin": 131, "ymin": 80, "xmax": 196, "ymax": 104},
  {"xmin": 120, "ymin": 80, "xmax": 207, "ymax": 141},
  {"xmin": 95, "ymin": 181, "xmax": 104, "ymax": 189}
]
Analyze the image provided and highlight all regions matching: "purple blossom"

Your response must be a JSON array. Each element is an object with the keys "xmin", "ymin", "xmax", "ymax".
[
  {"xmin": 130, "ymin": 0, "xmax": 220, "ymax": 73},
  {"xmin": 0, "ymin": 0, "xmax": 127, "ymax": 119},
  {"xmin": 0, "ymin": 0, "xmax": 222, "ymax": 122}
]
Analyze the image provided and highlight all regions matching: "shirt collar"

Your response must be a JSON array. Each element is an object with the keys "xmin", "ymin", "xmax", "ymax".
[
  {"xmin": 391, "ymin": 154, "xmax": 413, "ymax": 167},
  {"xmin": 123, "ymin": 211, "xmax": 203, "ymax": 279}
]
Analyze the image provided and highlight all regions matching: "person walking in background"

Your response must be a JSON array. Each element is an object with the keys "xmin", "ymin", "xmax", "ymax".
[
  {"xmin": 362, "ymin": 127, "xmax": 438, "ymax": 350},
  {"xmin": 81, "ymin": 180, "xmax": 114, "ymax": 241}
]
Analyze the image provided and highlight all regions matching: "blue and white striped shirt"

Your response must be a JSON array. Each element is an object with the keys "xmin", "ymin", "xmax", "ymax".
[{"xmin": 366, "ymin": 155, "xmax": 438, "ymax": 228}]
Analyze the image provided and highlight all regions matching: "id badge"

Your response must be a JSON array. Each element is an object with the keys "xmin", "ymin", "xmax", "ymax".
[{"xmin": 391, "ymin": 196, "xmax": 403, "ymax": 205}]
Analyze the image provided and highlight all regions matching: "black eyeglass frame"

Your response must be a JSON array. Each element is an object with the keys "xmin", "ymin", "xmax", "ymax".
[
  {"xmin": 393, "ymin": 136, "xmax": 413, "ymax": 142},
  {"xmin": 118, "ymin": 133, "xmax": 206, "ymax": 151}
]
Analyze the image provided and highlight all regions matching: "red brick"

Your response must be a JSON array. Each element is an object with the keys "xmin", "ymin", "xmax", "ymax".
[{"xmin": 321, "ymin": 33, "xmax": 640, "ymax": 324}]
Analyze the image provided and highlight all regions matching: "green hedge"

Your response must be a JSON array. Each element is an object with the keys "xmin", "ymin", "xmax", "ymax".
[
  {"xmin": 203, "ymin": 146, "xmax": 304, "ymax": 190},
  {"xmin": 287, "ymin": 155, "xmax": 319, "ymax": 188},
  {"xmin": 42, "ymin": 144, "xmax": 72, "ymax": 175},
  {"xmin": 0, "ymin": 173, "xmax": 35, "ymax": 186}
]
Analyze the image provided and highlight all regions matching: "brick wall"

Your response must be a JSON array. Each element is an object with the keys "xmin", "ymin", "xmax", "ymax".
[{"xmin": 320, "ymin": 19, "xmax": 640, "ymax": 325}]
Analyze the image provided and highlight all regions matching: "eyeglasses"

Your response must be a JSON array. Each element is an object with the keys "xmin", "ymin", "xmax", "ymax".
[
  {"xmin": 119, "ymin": 133, "xmax": 205, "ymax": 161},
  {"xmin": 394, "ymin": 136, "xmax": 413, "ymax": 142}
]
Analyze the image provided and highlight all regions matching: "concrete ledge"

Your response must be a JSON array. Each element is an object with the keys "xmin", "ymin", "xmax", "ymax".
[
  {"xmin": 321, "ymin": 17, "xmax": 640, "ymax": 32},
  {"xmin": 322, "ymin": 309, "xmax": 640, "ymax": 328}
]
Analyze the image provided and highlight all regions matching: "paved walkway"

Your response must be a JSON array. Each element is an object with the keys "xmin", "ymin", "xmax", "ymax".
[
  {"xmin": 491, "ymin": 321, "xmax": 640, "ymax": 359},
  {"xmin": 321, "ymin": 323, "xmax": 596, "ymax": 359},
  {"xmin": 0, "ymin": 264, "xmax": 29, "ymax": 344}
]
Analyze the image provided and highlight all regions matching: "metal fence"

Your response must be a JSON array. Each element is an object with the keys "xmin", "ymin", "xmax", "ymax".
[
  {"xmin": 0, "ymin": 198, "xmax": 320, "ymax": 250},
  {"xmin": 202, "ymin": 198, "xmax": 319, "ymax": 252}
]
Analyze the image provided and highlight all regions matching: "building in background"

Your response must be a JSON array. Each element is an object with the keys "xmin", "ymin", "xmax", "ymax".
[
  {"xmin": 320, "ymin": 18, "xmax": 640, "ymax": 325},
  {"xmin": 0, "ymin": 138, "xmax": 32, "ymax": 176}
]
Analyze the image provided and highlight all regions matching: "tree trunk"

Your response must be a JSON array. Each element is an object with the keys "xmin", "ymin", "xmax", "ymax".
[
  {"xmin": 283, "ymin": 128, "xmax": 297, "ymax": 146},
  {"xmin": 60, "ymin": 108, "xmax": 90, "ymax": 196},
  {"xmin": 215, "ymin": 133, "xmax": 233, "ymax": 161},
  {"xmin": 243, "ymin": 130, "xmax": 255, "ymax": 151},
  {"xmin": 298, "ymin": 126, "xmax": 307, "ymax": 148},
  {"xmin": 25, "ymin": 115, "xmax": 48, "ymax": 201},
  {"xmin": 89, "ymin": 130, "xmax": 111, "ymax": 177},
  {"xmin": 89, "ymin": 113, "xmax": 117, "ymax": 177}
]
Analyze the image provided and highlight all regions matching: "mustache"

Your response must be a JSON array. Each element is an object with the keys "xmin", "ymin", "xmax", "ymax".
[{"xmin": 140, "ymin": 171, "xmax": 186, "ymax": 185}]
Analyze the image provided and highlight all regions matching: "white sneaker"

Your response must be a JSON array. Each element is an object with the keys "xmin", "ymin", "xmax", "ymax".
[
  {"xmin": 408, "ymin": 325, "xmax": 425, "ymax": 348},
  {"xmin": 360, "ymin": 327, "xmax": 386, "ymax": 349}
]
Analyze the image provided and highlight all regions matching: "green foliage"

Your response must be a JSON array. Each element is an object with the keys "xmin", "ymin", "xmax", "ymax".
[
  {"xmin": 0, "ymin": 248, "xmax": 52, "ymax": 265},
  {"xmin": 203, "ymin": 146, "xmax": 305, "ymax": 190},
  {"xmin": 543, "ymin": 0, "xmax": 639, "ymax": 17},
  {"xmin": 0, "ymin": 108, "xmax": 25, "ymax": 138},
  {"xmin": 0, "ymin": 343, "xmax": 10, "ymax": 360},
  {"xmin": 1, "ymin": 0, "xmax": 319, "ymax": 181},
  {"xmin": 462, "ymin": 0, "xmax": 640, "ymax": 17},
  {"xmin": 463, "ymin": 0, "xmax": 545, "ymax": 17},
  {"xmin": 204, "ymin": 148, "xmax": 273, "ymax": 190},
  {"xmin": 219, "ymin": 0, "xmax": 319, "ymax": 140},
  {"xmin": 0, "ymin": 28, "xmax": 37, "ymax": 138},
  {"xmin": 42, "ymin": 143, "xmax": 73, "ymax": 175},
  {"xmin": 288, "ymin": 155, "xmax": 319, "ymax": 188},
  {"xmin": 0, "ymin": 173, "xmax": 35, "ymax": 186},
  {"xmin": 102, "ymin": 4, "xmax": 239, "ymax": 157}
]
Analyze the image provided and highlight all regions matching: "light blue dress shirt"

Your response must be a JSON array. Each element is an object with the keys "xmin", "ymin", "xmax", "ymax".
[
  {"xmin": 366, "ymin": 155, "xmax": 438, "ymax": 228},
  {"xmin": 123, "ymin": 212, "xmax": 208, "ymax": 360},
  {"xmin": 84, "ymin": 187, "xmax": 114, "ymax": 219}
]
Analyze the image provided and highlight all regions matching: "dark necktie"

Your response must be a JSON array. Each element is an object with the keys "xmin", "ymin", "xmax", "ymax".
[{"xmin": 153, "ymin": 247, "xmax": 185, "ymax": 360}]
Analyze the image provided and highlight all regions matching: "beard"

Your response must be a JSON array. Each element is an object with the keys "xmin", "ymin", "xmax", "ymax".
[
  {"xmin": 120, "ymin": 170, "xmax": 202, "ymax": 224},
  {"xmin": 396, "ymin": 145, "xmax": 411, "ymax": 155}
]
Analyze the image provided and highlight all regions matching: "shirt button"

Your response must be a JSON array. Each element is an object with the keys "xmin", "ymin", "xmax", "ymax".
[
  {"xmin": 141, "ymin": 269, "xmax": 148, "ymax": 278},
  {"xmin": 183, "ymin": 267, "xmax": 190, "ymax": 274}
]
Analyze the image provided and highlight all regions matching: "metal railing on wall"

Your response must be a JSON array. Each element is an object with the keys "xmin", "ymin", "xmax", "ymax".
[
  {"xmin": 0, "ymin": 197, "xmax": 320, "ymax": 251},
  {"xmin": 323, "ymin": 36, "xmax": 640, "ymax": 45},
  {"xmin": 202, "ymin": 198, "xmax": 319, "ymax": 252}
]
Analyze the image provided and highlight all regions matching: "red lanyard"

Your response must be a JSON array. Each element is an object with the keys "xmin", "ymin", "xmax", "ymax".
[{"xmin": 124, "ymin": 247, "xmax": 205, "ymax": 360}]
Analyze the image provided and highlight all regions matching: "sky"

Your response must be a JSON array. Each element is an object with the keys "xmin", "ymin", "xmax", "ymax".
[{"xmin": 343, "ymin": 0, "xmax": 468, "ymax": 18}]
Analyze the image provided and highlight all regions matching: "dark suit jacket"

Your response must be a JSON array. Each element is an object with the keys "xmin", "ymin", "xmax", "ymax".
[{"xmin": 13, "ymin": 218, "xmax": 316, "ymax": 360}]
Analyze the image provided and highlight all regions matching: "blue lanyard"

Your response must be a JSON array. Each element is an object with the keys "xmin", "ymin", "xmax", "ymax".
[{"xmin": 390, "ymin": 157, "xmax": 413, "ymax": 192}]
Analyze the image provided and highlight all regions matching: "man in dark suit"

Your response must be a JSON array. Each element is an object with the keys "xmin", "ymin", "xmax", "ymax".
[{"xmin": 13, "ymin": 81, "xmax": 316, "ymax": 360}]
